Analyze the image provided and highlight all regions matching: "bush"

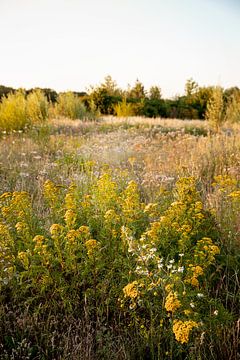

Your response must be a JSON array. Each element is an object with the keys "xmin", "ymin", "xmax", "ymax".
[
  {"xmin": 0, "ymin": 90, "xmax": 49, "ymax": 132},
  {"xmin": 114, "ymin": 98, "xmax": 135, "ymax": 117},
  {"xmin": 55, "ymin": 92, "xmax": 96, "ymax": 120},
  {"xmin": 0, "ymin": 91, "xmax": 28, "ymax": 131}
]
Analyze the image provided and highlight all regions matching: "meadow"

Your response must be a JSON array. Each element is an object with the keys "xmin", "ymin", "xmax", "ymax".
[{"xmin": 0, "ymin": 95, "xmax": 239, "ymax": 359}]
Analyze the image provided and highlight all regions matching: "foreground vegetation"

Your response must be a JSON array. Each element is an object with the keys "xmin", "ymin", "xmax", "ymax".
[{"xmin": 0, "ymin": 117, "xmax": 239, "ymax": 359}]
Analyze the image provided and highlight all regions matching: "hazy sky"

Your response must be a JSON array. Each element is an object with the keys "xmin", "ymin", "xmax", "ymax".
[{"xmin": 0, "ymin": 0, "xmax": 240, "ymax": 97}]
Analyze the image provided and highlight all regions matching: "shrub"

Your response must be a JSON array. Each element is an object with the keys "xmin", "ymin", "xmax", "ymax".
[
  {"xmin": 114, "ymin": 97, "xmax": 134, "ymax": 117},
  {"xmin": 0, "ymin": 89, "xmax": 49, "ymax": 132},
  {"xmin": 26, "ymin": 89, "xmax": 49, "ymax": 122},
  {"xmin": 0, "ymin": 90, "xmax": 28, "ymax": 131},
  {"xmin": 55, "ymin": 92, "xmax": 96, "ymax": 120}
]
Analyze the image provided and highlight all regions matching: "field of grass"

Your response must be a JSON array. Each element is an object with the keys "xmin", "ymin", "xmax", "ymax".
[{"xmin": 0, "ymin": 116, "xmax": 239, "ymax": 359}]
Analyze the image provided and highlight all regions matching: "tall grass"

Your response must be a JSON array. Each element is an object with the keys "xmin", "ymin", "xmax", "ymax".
[
  {"xmin": 0, "ymin": 89, "xmax": 48, "ymax": 132},
  {"xmin": 54, "ymin": 91, "xmax": 96, "ymax": 120}
]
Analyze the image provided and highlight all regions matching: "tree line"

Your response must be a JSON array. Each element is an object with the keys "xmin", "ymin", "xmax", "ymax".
[{"xmin": 1, "ymin": 76, "xmax": 240, "ymax": 121}]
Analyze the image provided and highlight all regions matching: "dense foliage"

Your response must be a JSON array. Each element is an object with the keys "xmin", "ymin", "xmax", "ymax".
[{"xmin": 1, "ymin": 77, "xmax": 240, "ymax": 128}]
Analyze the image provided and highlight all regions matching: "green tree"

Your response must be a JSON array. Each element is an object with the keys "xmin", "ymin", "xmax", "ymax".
[
  {"xmin": 148, "ymin": 85, "xmax": 162, "ymax": 100},
  {"xmin": 88, "ymin": 76, "xmax": 122, "ymax": 114},
  {"xmin": 184, "ymin": 78, "xmax": 198, "ymax": 97},
  {"xmin": 127, "ymin": 79, "xmax": 146, "ymax": 99}
]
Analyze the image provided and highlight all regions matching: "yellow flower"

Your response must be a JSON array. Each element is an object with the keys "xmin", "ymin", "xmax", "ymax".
[
  {"xmin": 15, "ymin": 222, "xmax": 27, "ymax": 233},
  {"xmin": 123, "ymin": 281, "xmax": 139, "ymax": 299},
  {"xmin": 18, "ymin": 251, "xmax": 29, "ymax": 269},
  {"xmin": 66, "ymin": 229, "xmax": 80, "ymax": 244},
  {"xmin": 64, "ymin": 209, "xmax": 76, "ymax": 228},
  {"xmin": 173, "ymin": 320, "xmax": 199, "ymax": 344},
  {"xmin": 50, "ymin": 223, "xmax": 63, "ymax": 236},
  {"xmin": 228, "ymin": 190, "xmax": 240, "ymax": 199},
  {"xmin": 85, "ymin": 239, "xmax": 99, "ymax": 256},
  {"xmin": 165, "ymin": 283, "xmax": 173, "ymax": 293},
  {"xmin": 184, "ymin": 309, "xmax": 192, "ymax": 316},
  {"xmin": 165, "ymin": 291, "xmax": 181, "ymax": 313}
]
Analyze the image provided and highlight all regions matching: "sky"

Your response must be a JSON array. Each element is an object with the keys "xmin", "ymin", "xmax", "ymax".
[{"xmin": 0, "ymin": 0, "xmax": 240, "ymax": 98}]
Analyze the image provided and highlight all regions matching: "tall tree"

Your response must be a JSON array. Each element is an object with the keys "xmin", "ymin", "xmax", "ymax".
[
  {"xmin": 185, "ymin": 78, "xmax": 199, "ymax": 97},
  {"xmin": 148, "ymin": 85, "xmax": 162, "ymax": 100}
]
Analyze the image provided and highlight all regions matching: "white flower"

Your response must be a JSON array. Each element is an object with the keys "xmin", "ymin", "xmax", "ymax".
[
  {"xmin": 178, "ymin": 266, "xmax": 184, "ymax": 273},
  {"xmin": 213, "ymin": 310, "xmax": 218, "ymax": 316},
  {"xmin": 167, "ymin": 264, "xmax": 172, "ymax": 269},
  {"xmin": 190, "ymin": 302, "xmax": 195, "ymax": 308},
  {"xmin": 197, "ymin": 293, "xmax": 204, "ymax": 298},
  {"xmin": 179, "ymin": 253, "xmax": 184, "ymax": 257},
  {"xmin": 169, "ymin": 259, "xmax": 175, "ymax": 264}
]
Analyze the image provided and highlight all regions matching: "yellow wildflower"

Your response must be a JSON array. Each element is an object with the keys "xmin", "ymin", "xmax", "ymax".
[
  {"xmin": 85, "ymin": 239, "xmax": 99, "ymax": 256},
  {"xmin": 15, "ymin": 222, "xmax": 27, "ymax": 233},
  {"xmin": 66, "ymin": 229, "xmax": 80, "ymax": 244},
  {"xmin": 18, "ymin": 251, "xmax": 29, "ymax": 269},
  {"xmin": 64, "ymin": 209, "xmax": 76, "ymax": 228},
  {"xmin": 173, "ymin": 320, "xmax": 199, "ymax": 344},
  {"xmin": 50, "ymin": 223, "xmax": 63, "ymax": 236},
  {"xmin": 165, "ymin": 291, "xmax": 181, "ymax": 313},
  {"xmin": 123, "ymin": 281, "xmax": 139, "ymax": 299},
  {"xmin": 165, "ymin": 283, "xmax": 173, "ymax": 293}
]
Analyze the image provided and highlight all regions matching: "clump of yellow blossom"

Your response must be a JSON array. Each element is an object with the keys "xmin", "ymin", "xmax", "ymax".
[
  {"xmin": 173, "ymin": 320, "xmax": 199, "ymax": 344},
  {"xmin": 85, "ymin": 239, "xmax": 99, "ymax": 256},
  {"xmin": 65, "ymin": 184, "xmax": 77, "ymax": 211},
  {"xmin": 32, "ymin": 235, "xmax": 48, "ymax": 257},
  {"xmin": 185, "ymin": 265, "xmax": 204, "ymax": 287},
  {"xmin": 15, "ymin": 221, "xmax": 28, "ymax": 233},
  {"xmin": 165, "ymin": 291, "xmax": 181, "ymax": 313},
  {"xmin": 18, "ymin": 251, "xmax": 30, "ymax": 270},
  {"xmin": 43, "ymin": 180, "xmax": 60, "ymax": 208},
  {"xmin": 64, "ymin": 209, "xmax": 76, "ymax": 228},
  {"xmin": 50, "ymin": 224, "xmax": 63, "ymax": 237},
  {"xmin": 123, "ymin": 281, "xmax": 139, "ymax": 299}
]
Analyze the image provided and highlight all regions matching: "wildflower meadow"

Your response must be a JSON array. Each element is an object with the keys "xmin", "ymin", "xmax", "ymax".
[{"xmin": 0, "ymin": 92, "xmax": 239, "ymax": 359}]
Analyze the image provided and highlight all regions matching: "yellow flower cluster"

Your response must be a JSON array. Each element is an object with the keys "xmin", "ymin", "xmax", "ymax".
[
  {"xmin": 185, "ymin": 265, "xmax": 204, "ymax": 287},
  {"xmin": 228, "ymin": 190, "xmax": 240, "ymax": 200},
  {"xmin": 50, "ymin": 223, "xmax": 63, "ymax": 237},
  {"xmin": 94, "ymin": 173, "xmax": 118, "ymax": 210},
  {"xmin": 64, "ymin": 209, "xmax": 77, "ymax": 228},
  {"xmin": 15, "ymin": 221, "xmax": 28, "ymax": 233},
  {"xmin": 33, "ymin": 235, "xmax": 48, "ymax": 258},
  {"xmin": 165, "ymin": 291, "xmax": 181, "ymax": 313},
  {"xmin": 212, "ymin": 175, "xmax": 237, "ymax": 191},
  {"xmin": 175, "ymin": 177, "xmax": 198, "ymax": 203},
  {"xmin": 194, "ymin": 237, "xmax": 220, "ymax": 265},
  {"xmin": 104, "ymin": 209, "xmax": 120, "ymax": 224},
  {"xmin": 66, "ymin": 229, "xmax": 80, "ymax": 245},
  {"xmin": 85, "ymin": 239, "xmax": 99, "ymax": 256},
  {"xmin": 43, "ymin": 180, "xmax": 60, "ymax": 208},
  {"xmin": 0, "ymin": 191, "xmax": 31, "ymax": 223},
  {"xmin": 65, "ymin": 184, "xmax": 77, "ymax": 211},
  {"xmin": 123, "ymin": 281, "xmax": 139, "ymax": 299},
  {"xmin": 0, "ymin": 224, "xmax": 15, "ymax": 279},
  {"xmin": 121, "ymin": 180, "xmax": 142, "ymax": 222},
  {"xmin": 18, "ymin": 251, "xmax": 30, "ymax": 270},
  {"xmin": 173, "ymin": 320, "xmax": 199, "ymax": 344}
]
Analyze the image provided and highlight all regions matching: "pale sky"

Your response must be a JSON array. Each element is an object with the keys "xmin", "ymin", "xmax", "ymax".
[{"xmin": 0, "ymin": 0, "xmax": 240, "ymax": 97}]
